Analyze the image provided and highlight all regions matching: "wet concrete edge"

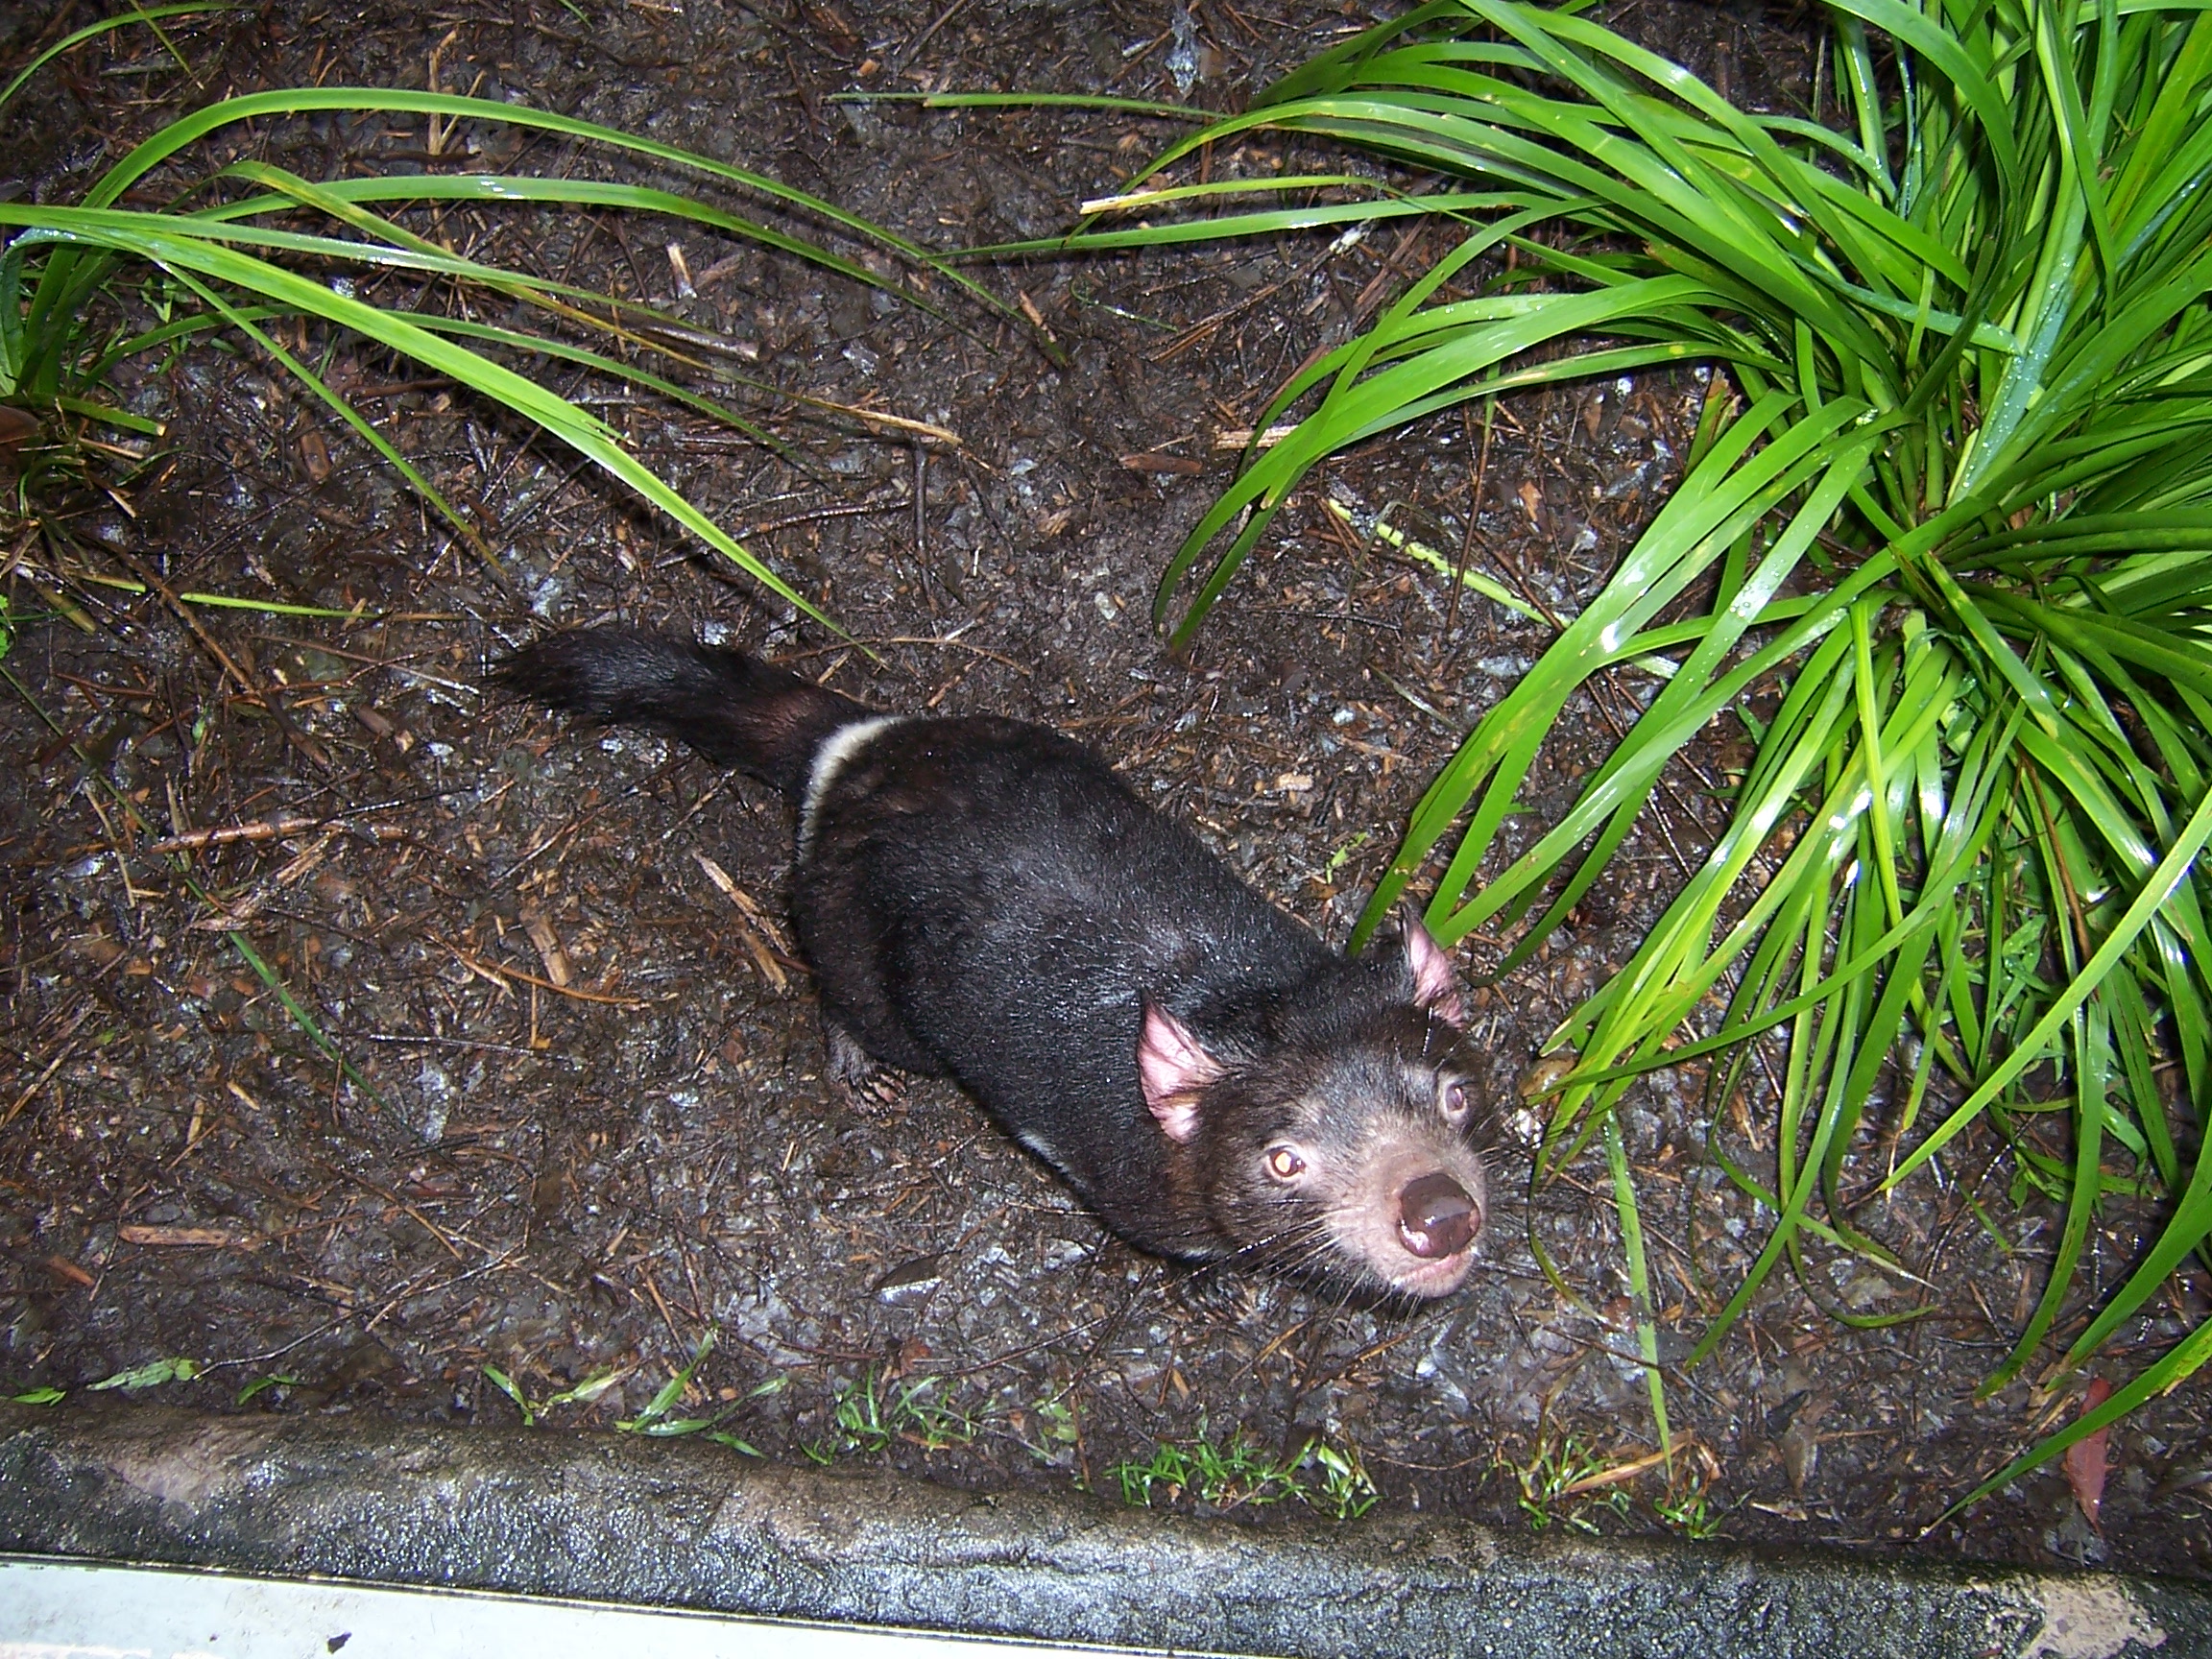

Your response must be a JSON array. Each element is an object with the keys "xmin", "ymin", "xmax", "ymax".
[{"xmin": 0, "ymin": 1402, "xmax": 2202, "ymax": 1658}]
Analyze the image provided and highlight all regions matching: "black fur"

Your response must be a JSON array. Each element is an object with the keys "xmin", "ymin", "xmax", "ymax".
[
  {"xmin": 497, "ymin": 628, "xmax": 1489, "ymax": 1294},
  {"xmin": 493, "ymin": 627, "xmax": 866, "ymax": 794},
  {"xmin": 796, "ymin": 707, "xmax": 1358, "ymax": 1256}
]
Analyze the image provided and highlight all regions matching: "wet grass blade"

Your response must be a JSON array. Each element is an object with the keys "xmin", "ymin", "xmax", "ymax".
[
  {"xmin": 81, "ymin": 87, "xmax": 1007, "ymax": 322},
  {"xmin": 211, "ymin": 162, "xmax": 943, "ymax": 323}
]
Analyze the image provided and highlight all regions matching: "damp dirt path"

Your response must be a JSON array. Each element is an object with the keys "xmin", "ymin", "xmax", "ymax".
[{"xmin": 2, "ymin": 0, "xmax": 2206, "ymax": 1581}]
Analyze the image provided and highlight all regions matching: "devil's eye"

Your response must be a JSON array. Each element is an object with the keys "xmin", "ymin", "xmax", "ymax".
[
  {"xmin": 1440, "ymin": 1079, "xmax": 1469, "ymax": 1124},
  {"xmin": 1264, "ymin": 1144, "xmax": 1307, "ymax": 1181}
]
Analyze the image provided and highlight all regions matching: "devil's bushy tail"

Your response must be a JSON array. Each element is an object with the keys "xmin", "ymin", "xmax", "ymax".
[{"xmin": 494, "ymin": 627, "xmax": 870, "ymax": 796}]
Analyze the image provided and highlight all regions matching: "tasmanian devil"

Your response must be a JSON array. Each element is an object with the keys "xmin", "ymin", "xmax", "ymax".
[{"xmin": 497, "ymin": 628, "xmax": 1492, "ymax": 1300}]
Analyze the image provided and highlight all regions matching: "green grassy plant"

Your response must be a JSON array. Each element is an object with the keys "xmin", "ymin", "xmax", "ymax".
[
  {"xmin": 1110, "ymin": 1431, "xmax": 1308, "ymax": 1510},
  {"xmin": 483, "ymin": 1361, "xmax": 627, "ymax": 1429},
  {"xmin": 1109, "ymin": 1430, "xmax": 1381, "ymax": 1518},
  {"xmin": 2, "ymin": 44, "xmax": 997, "ymax": 626},
  {"xmin": 234, "ymin": 1373, "xmax": 302, "ymax": 1407},
  {"xmin": 804, "ymin": 1367, "xmax": 978, "ymax": 1461},
  {"xmin": 2, "ymin": 1362, "xmax": 200, "ymax": 1407},
  {"xmin": 480, "ymin": 1339, "xmax": 764, "ymax": 1455},
  {"xmin": 8, "ymin": 1361, "xmax": 323, "ymax": 1408},
  {"xmin": 1501, "ymin": 1422, "xmax": 1620, "ymax": 1533},
  {"xmin": 1016, "ymin": 1389, "xmax": 1081, "ymax": 1463},
  {"xmin": 1303, "ymin": 1438, "xmax": 1383, "ymax": 1521},
  {"xmin": 1653, "ymin": 1474, "xmax": 1723, "ymax": 1541},
  {"xmin": 1057, "ymin": 0, "xmax": 2212, "ymax": 1508},
  {"xmin": 86, "ymin": 1357, "xmax": 202, "ymax": 1392},
  {"xmin": 805, "ymin": 1368, "xmax": 896, "ymax": 1461}
]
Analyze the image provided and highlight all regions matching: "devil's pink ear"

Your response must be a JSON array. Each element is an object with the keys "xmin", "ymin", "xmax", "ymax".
[
  {"xmin": 1400, "ymin": 905, "xmax": 1466, "ymax": 1026},
  {"xmin": 1138, "ymin": 999, "xmax": 1224, "ymax": 1143}
]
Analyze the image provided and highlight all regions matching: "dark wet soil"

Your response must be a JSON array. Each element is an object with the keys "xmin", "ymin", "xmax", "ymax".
[{"xmin": 3, "ymin": 0, "xmax": 2206, "ymax": 1583}]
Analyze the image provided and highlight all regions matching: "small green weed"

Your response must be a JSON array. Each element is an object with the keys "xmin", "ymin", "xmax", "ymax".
[
  {"xmin": 1017, "ymin": 1390, "xmax": 1080, "ymax": 1463},
  {"xmin": 1499, "ymin": 1424, "xmax": 1711, "ymax": 1536},
  {"xmin": 85, "ymin": 1357, "xmax": 201, "ymax": 1393},
  {"xmin": 1318, "ymin": 830, "xmax": 1372, "ymax": 884},
  {"xmin": 234, "ymin": 1372, "xmax": 301, "ymax": 1407},
  {"xmin": 602, "ymin": 1334, "xmax": 770, "ymax": 1455},
  {"xmin": 614, "ymin": 1332, "xmax": 719, "ymax": 1435},
  {"xmin": 1654, "ymin": 1475, "xmax": 1724, "ymax": 1542},
  {"xmin": 1110, "ymin": 1430, "xmax": 1379, "ymax": 1518},
  {"xmin": 480, "ymin": 1330, "xmax": 758, "ymax": 1445},
  {"xmin": 805, "ymin": 1368, "xmax": 977, "ymax": 1462},
  {"xmin": 483, "ymin": 1362, "xmax": 627, "ymax": 1429},
  {"xmin": 1502, "ymin": 1425, "xmax": 1620, "ymax": 1535},
  {"xmin": 805, "ymin": 1368, "xmax": 893, "ymax": 1462},
  {"xmin": 1, "ymin": 11, "xmax": 1019, "ymax": 633},
  {"xmin": 888, "ymin": 1377, "xmax": 978, "ymax": 1453},
  {"xmin": 1305, "ymin": 1439, "xmax": 1382, "ymax": 1522}
]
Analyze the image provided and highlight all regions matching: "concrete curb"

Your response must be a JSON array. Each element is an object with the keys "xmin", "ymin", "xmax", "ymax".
[{"xmin": 0, "ymin": 1403, "xmax": 2200, "ymax": 1658}]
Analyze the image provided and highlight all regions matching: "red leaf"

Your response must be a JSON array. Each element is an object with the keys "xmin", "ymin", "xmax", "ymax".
[{"xmin": 2063, "ymin": 1378, "xmax": 2115, "ymax": 1529}]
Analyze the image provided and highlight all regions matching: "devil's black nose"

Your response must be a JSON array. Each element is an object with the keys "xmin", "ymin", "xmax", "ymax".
[{"xmin": 1398, "ymin": 1172, "xmax": 1478, "ymax": 1259}]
